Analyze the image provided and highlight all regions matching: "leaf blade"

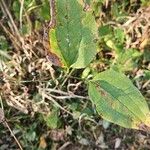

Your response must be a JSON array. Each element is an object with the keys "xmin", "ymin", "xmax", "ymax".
[
  {"xmin": 50, "ymin": 0, "xmax": 98, "ymax": 68},
  {"xmin": 88, "ymin": 69, "xmax": 150, "ymax": 129}
]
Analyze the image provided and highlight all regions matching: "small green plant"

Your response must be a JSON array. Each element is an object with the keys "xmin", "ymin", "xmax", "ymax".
[{"xmin": 49, "ymin": 0, "xmax": 150, "ymax": 130}]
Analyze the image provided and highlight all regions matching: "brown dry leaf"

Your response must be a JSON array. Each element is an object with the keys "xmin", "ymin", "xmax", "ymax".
[
  {"xmin": 122, "ymin": 6, "xmax": 150, "ymax": 49},
  {"xmin": 39, "ymin": 135, "xmax": 47, "ymax": 149},
  {"xmin": 140, "ymin": 38, "xmax": 149, "ymax": 49}
]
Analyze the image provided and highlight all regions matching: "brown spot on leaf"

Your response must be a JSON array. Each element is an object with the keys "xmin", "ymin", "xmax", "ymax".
[
  {"xmin": 46, "ymin": 51, "xmax": 63, "ymax": 67},
  {"xmin": 138, "ymin": 122, "xmax": 150, "ymax": 132}
]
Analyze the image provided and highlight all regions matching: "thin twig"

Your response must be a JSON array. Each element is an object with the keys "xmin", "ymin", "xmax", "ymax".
[
  {"xmin": 67, "ymin": 81, "xmax": 82, "ymax": 93},
  {"xmin": 61, "ymin": 69, "xmax": 75, "ymax": 88},
  {"xmin": 43, "ymin": 0, "xmax": 57, "ymax": 53},
  {"xmin": 49, "ymin": 94, "xmax": 89, "ymax": 100},
  {"xmin": 42, "ymin": 92, "xmax": 73, "ymax": 116},
  {"xmin": 0, "ymin": 21, "xmax": 21, "ymax": 50},
  {"xmin": 44, "ymin": 88, "xmax": 89, "ymax": 99},
  {"xmin": 45, "ymin": 88, "xmax": 70, "ymax": 95},
  {"xmin": 0, "ymin": 96, "xmax": 4, "ymax": 110},
  {"xmin": 0, "ymin": 3, "xmax": 14, "ymax": 34},
  {"xmin": 3, "ymin": 121, "xmax": 23, "ymax": 150},
  {"xmin": 0, "ymin": 98, "xmax": 23, "ymax": 150},
  {"xmin": 58, "ymin": 142, "xmax": 72, "ymax": 150}
]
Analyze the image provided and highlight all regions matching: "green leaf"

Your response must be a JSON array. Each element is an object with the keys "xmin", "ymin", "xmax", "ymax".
[
  {"xmin": 88, "ymin": 69, "xmax": 150, "ymax": 130},
  {"xmin": 98, "ymin": 25, "xmax": 113, "ymax": 37},
  {"xmin": 105, "ymin": 39, "xmax": 123, "ymax": 54},
  {"xmin": 49, "ymin": 0, "xmax": 98, "ymax": 68},
  {"xmin": 39, "ymin": 0, "xmax": 50, "ymax": 20},
  {"xmin": 141, "ymin": 0, "xmax": 150, "ymax": 6},
  {"xmin": 113, "ymin": 48, "xmax": 142, "ymax": 72},
  {"xmin": 44, "ymin": 107, "xmax": 59, "ymax": 129},
  {"xmin": 144, "ymin": 70, "xmax": 150, "ymax": 80},
  {"xmin": 82, "ymin": 67, "xmax": 91, "ymax": 79},
  {"xmin": 114, "ymin": 28, "xmax": 125, "ymax": 44}
]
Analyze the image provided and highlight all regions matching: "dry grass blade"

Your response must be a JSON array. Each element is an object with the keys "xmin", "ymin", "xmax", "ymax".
[
  {"xmin": 3, "ymin": 121, "xmax": 23, "ymax": 150},
  {"xmin": 19, "ymin": 0, "xmax": 24, "ymax": 30},
  {"xmin": 0, "ymin": 21, "xmax": 22, "ymax": 50},
  {"xmin": 123, "ymin": 6, "xmax": 150, "ymax": 49},
  {"xmin": 0, "ymin": 0, "xmax": 22, "ymax": 42},
  {"xmin": 0, "ymin": 108, "xmax": 4, "ymax": 123},
  {"xmin": 0, "ymin": 108, "xmax": 23, "ymax": 150}
]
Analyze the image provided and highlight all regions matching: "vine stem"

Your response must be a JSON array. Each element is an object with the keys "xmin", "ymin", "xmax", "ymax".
[{"xmin": 49, "ymin": 0, "xmax": 56, "ymax": 29}]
